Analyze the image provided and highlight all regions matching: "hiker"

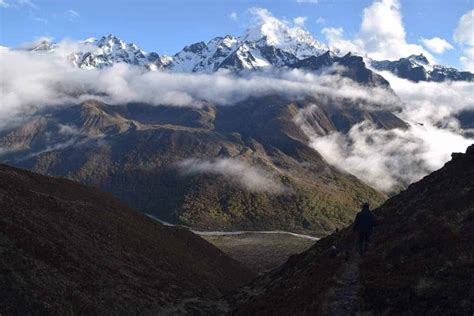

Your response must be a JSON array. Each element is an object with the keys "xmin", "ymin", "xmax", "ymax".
[{"xmin": 352, "ymin": 202, "xmax": 375, "ymax": 255}]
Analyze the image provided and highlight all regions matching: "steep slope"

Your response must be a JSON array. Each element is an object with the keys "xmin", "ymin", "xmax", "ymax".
[
  {"xmin": 0, "ymin": 97, "xmax": 403, "ymax": 235},
  {"xmin": 371, "ymin": 54, "xmax": 474, "ymax": 82},
  {"xmin": 0, "ymin": 164, "xmax": 254, "ymax": 315},
  {"xmin": 230, "ymin": 144, "xmax": 474, "ymax": 315}
]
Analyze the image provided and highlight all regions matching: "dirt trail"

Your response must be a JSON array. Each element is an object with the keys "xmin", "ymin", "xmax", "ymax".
[{"xmin": 327, "ymin": 254, "xmax": 361, "ymax": 316}]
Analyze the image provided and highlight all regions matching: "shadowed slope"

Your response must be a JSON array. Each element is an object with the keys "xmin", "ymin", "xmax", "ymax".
[
  {"xmin": 230, "ymin": 144, "xmax": 474, "ymax": 315},
  {"xmin": 0, "ymin": 164, "xmax": 255, "ymax": 315}
]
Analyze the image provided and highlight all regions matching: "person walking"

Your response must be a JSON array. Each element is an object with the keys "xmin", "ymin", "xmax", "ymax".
[{"xmin": 352, "ymin": 202, "xmax": 375, "ymax": 255}]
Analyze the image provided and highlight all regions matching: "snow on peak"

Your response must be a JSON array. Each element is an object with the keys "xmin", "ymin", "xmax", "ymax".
[
  {"xmin": 165, "ymin": 9, "xmax": 334, "ymax": 73},
  {"xmin": 242, "ymin": 8, "xmax": 329, "ymax": 59},
  {"xmin": 407, "ymin": 54, "xmax": 430, "ymax": 66},
  {"xmin": 81, "ymin": 37, "xmax": 97, "ymax": 44},
  {"xmin": 25, "ymin": 37, "xmax": 56, "ymax": 52},
  {"xmin": 24, "ymin": 11, "xmax": 339, "ymax": 74},
  {"xmin": 371, "ymin": 54, "xmax": 474, "ymax": 82},
  {"xmin": 95, "ymin": 34, "xmax": 128, "ymax": 52},
  {"xmin": 68, "ymin": 34, "xmax": 162, "ymax": 70},
  {"xmin": 404, "ymin": 54, "xmax": 434, "ymax": 72}
]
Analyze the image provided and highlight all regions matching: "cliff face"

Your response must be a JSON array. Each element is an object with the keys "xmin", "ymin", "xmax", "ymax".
[{"xmin": 0, "ymin": 164, "xmax": 254, "ymax": 315}]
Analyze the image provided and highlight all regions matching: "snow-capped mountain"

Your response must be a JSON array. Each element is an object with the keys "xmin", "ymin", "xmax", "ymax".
[
  {"xmin": 25, "ymin": 19, "xmax": 332, "ymax": 73},
  {"xmin": 24, "ymin": 29, "xmax": 473, "ymax": 83},
  {"xmin": 29, "ymin": 39, "xmax": 55, "ymax": 52},
  {"xmin": 27, "ymin": 35, "xmax": 162, "ymax": 70},
  {"xmin": 371, "ymin": 54, "xmax": 474, "ymax": 82},
  {"xmin": 68, "ymin": 34, "xmax": 163, "ymax": 70},
  {"xmin": 165, "ymin": 19, "xmax": 331, "ymax": 72},
  {"xmin": 242, "ymin": 17, "xmax": 330, "ymax": 60},
  {"xmin": 164, "ymin": 35, "xmax": 241, "ymax": 72}
]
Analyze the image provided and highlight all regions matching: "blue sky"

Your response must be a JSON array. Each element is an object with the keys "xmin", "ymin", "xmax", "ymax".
[{"xmin": 1, "ymin": 0, "xmax": 473, "ymax": 68}]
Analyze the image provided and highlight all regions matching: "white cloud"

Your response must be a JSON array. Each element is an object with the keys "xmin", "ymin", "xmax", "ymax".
[
  {"xmin": 459, "ymin": 47, "xmax": 474, "ymax": 71},
  {"xmin": 454, "ymin": 10, "xmax": 474, "ymax": 71},
  {"xmin": 296, "ymin": 0, "xmax": 319, "ymax": 3},
  {"xmin": 1, "ymin": 0, "xmax": 37, "ymax": 9},
  {"xmin": 229, "ymin": 11, "xmax": 238, "ymax": 21},
  {"xmin": 322, "ymin": 0, "xmax": 433, "ymax": 61},
  {"xmin": 2, "ymin": 0, "xmax": 45, "ymax": 24},
  {"xmin": 359, "ymin": 0, "xmax": 432, "ymax": 60},
  {"xmin": 454, "ymin": 10, "xmax": 474, "ymax": 46},
  {"xmin": 315, "ymin": 17, "xmax": 325, "ymax": 25},
  {"xmin": 16, "ymin": 0, "xmax": 36, "ymax": 8},
  {"xmin": 299, "ymin": 71, "xmax": 474, "ymax": 192},
  {"xmin": 0, "ymin": 44, "xmax": 402, "ymax": 130},
  {"xmin": 1, "ymin": 45, "xmax": 472, "ymax": 192},
  {"xmin": 66, "ymin": 9, "xmax": 80, "ymax": 22},
  {"xmin": 293, "ymin": 16, "xmax": 307, "ymax": 27},
  {"xmin": 19, "ymin": 36, "xmax": 53, "ymax": 49},
  {"xmin": 421, "ymin": 37, "xmax": 454, "ymax": 54},
  {"xmin": 310, "ymin": 121, "xmax": 471, "ymax": 192},
  {"xmin": 178, "ymin": 158, "xmax": 286, "ymax": 193},
  {"xmin": 322, "ymin": 27, "xmax": 361, "ymax": 54},
  {"xmin": 0, "ymin": 0, "xmax": 11, "ymax": 8}
]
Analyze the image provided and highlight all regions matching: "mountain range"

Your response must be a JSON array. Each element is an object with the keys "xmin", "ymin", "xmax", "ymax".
[
  {"xmin": 0, "ymin": 96, "xmax": 401, "ymax": 235},
  {"xmin": 2, "ymin": 23, "xmax": 472, "ymax": 235},
  {"xmin": 27, "ymin": 29, "xmax": 472, "ymax": 82},
  {"xmin": 30, "ymin": 17, "xmax": 332, "ymax": 73}
]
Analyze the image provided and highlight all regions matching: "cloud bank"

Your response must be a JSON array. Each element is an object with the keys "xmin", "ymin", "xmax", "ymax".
[
  {"xmin": 301, "ymin": 72, "xmax": 474, "ymax": 192},
  {"xmin": 0, "ymin": 45, "xmax": 399, "ymax": 130},
  {"xmin": 178, "ymin": 158, "xmax": 286, "ymax": 193}
]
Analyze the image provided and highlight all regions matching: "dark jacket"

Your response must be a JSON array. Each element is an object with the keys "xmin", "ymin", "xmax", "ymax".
[{"xmin": 353, "ymin": 208, "xmax": 375, "ymax": 235}]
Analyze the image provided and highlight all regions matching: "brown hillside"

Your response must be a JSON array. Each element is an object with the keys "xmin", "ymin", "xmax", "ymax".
[
  {"xmin": 0, "ymin": 164, "xmax": 255, "ymax": 315},
  {"xmin": 0, "ymin": 96, "xmax": 395, "ymax": 235}
]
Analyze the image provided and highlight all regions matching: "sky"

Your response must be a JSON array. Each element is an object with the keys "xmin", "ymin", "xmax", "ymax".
[{"xmin": 0, "ymin": 0, "xmax": 473, "ymax": 69}]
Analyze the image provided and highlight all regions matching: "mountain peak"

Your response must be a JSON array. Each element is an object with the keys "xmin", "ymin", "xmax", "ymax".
[
  {"xmin": 371, "ymin": 54, "xmax": 474, "ymax": 82},
  {"xmin": 68, "ymin": 34, "xmax": 163, "ymax": 70},
  {"xmin": 29, "ymin": 38, "xmax": 54, "ymax": 52},
  {"xmin": 242, "ymin": 17, "xmax": 328, "ymax": 59},
  {"xmin": 81, "ymin": 37, "xmax": 97, "ymax": 44},
  {"xmin": 183, "ymin": 41, "xmax": 207, "ymax": 53},
  {"xmin": 407, "ymin": 53, "xmax": 430, "ymax": 65},
  {"xmin": 96, "ymin": 34, "xmax": 127, "ymax": 50}
]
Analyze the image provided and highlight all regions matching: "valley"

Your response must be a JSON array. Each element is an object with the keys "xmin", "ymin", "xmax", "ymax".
[
  {"xmin": 148, "ymin": 214, "xmax": 318, "ymax": 273},
  {"xmin": 1, "ymin": 2, "xmax": 474, "ymax": 314},
  {"xmin": 202, "ymin": 232, "xmax": 316, "ymax": 274}
]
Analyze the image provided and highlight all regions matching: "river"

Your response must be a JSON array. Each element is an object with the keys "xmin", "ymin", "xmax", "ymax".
[{"xmin": 146, "ymin": 214, "xmax": 320, "ymax": 241}]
